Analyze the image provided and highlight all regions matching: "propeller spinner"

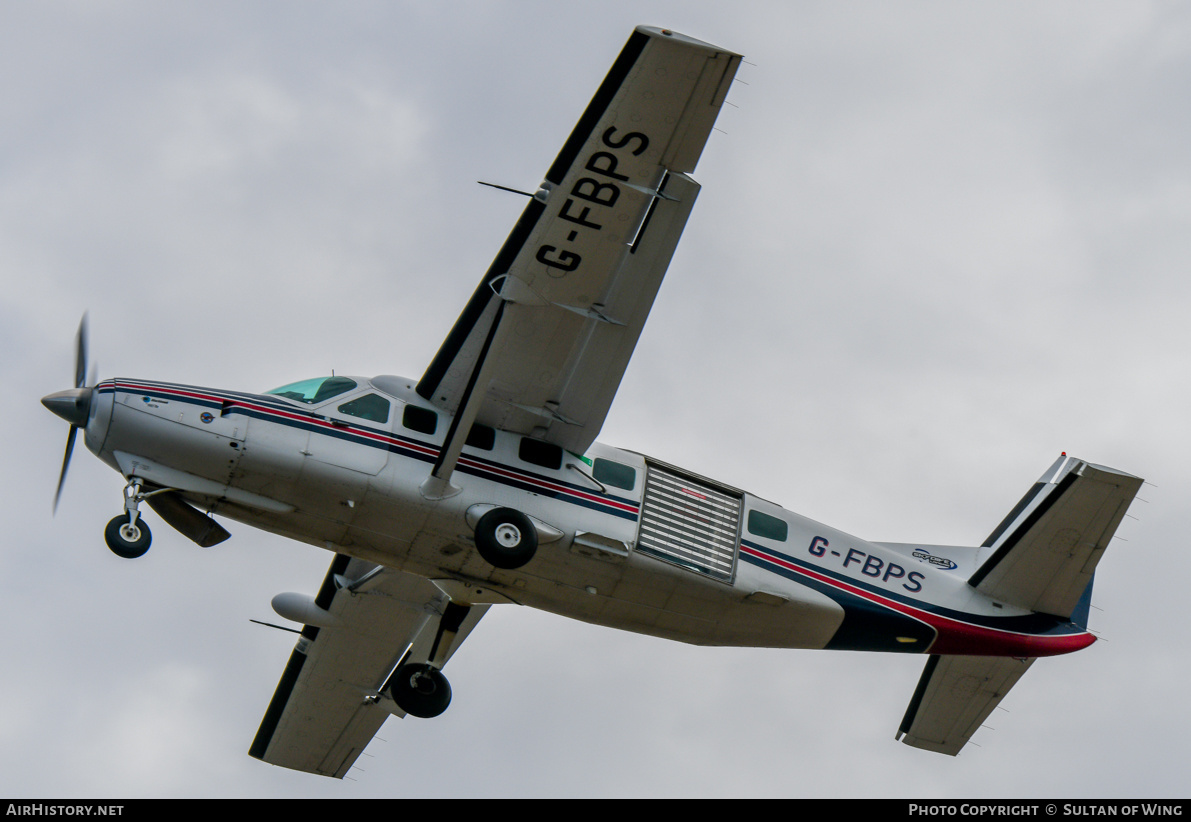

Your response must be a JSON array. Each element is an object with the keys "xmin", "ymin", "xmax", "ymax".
[{"xmin": 42, "ymin": 314, "xmax": 93, "ymax": 512}]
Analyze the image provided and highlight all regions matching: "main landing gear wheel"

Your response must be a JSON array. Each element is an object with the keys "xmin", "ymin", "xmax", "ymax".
[
  {"xmin": 389, "ymin": 663, "xmax": 451, "ymax": 718},
  {"xmin": 474, "ymin": 507, "xmax": 538, "ymax": 569},
  {"xmin": 104, "ymin": 514, "xmax": 152, "ymax": 559}
]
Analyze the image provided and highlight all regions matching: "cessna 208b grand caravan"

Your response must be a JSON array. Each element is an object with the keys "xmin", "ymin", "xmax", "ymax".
[{"xmin": 43, "ymin": 27, "xmax": 1141, "ymax": 776}]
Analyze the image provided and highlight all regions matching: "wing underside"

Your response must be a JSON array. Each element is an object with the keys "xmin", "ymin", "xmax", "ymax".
[
  {"xmin": 249, "ymin": 555, "xmax": 487, "ymax": 778},
  {"xmin": 417, "ymin": 27, "xmax": 741, "ymax": 457},
  {"xmin": 252, "ymin": 26, "xmax": 743, "ymax": 777}
]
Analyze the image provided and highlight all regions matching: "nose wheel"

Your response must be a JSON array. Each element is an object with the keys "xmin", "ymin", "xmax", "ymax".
[{"xmin": 104, "ymin": 478, "xmax": 154, "ymax": 559}]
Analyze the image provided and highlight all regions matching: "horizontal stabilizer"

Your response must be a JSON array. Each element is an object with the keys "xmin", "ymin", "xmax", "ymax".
[
  {"xmin": 898, "ymin": 654, "xmax": 1035, "ymax": 756},
  {"xmin": 968, "ymin": 455, "xmax": 1142, "ymax": 619}
]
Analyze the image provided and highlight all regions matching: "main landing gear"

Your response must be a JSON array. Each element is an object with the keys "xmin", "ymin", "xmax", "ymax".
[
  {"xmin": 387, "ymin": 663, "xmax": 452, "ymax": 718},
  {"xmin": 473, "ymin": 507, "xmax": 538, "ymax": 569},
  {"xmin": 103, "ymin": 478, "xmax": 153, "ymax": 559},
  {"xmin": 381, "ymin": 601, "xmax": 471, "ymax": 718}
]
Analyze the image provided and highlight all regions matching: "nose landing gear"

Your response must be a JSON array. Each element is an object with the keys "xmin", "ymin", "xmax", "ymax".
[
  {"xmin": 103, "ymin": 478, "xmax": 154, "ymax": 559},
  {"xmin": 104, "ymin": 514, "xmax": 151, "ymax": 559}
]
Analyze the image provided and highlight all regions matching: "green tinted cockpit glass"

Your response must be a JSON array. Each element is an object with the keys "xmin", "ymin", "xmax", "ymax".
[{"xmin": 265, "ymin": 376, "xmax": 358, "ymax": 404}]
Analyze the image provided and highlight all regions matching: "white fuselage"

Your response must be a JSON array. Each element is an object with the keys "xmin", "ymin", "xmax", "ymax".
[{"xmin": 82, "ymin": 374, "xmax": 1092, "ymax": 657}]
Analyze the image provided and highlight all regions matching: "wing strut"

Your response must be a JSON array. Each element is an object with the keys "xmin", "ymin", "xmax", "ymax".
[
  {"xmin": 416, "ymin": 26, "xmax": 741, "ymax": 454},
  {"xmin": 421, "ymin": 299, "xmax": 508, "ymax": 499}
]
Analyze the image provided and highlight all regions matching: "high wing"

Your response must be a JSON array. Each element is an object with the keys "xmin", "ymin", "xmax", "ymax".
[
  {"xmin": 969, "ymin": 455, "xmax": 1143, "ymax": 618},
  {"xmin": 249, "ymin": 555, "xmax": 488, "ymax": 778},
  {"xmin": 897, "ymin": 655, "xmax": 1036, "ymax": 756},
  {"xmin": 252, "ymin": 26, "xmax": 740, "ymax": 777},
  {"xmin": 417, "ymin": 26, "xmax": 741, "ymax": 465}
]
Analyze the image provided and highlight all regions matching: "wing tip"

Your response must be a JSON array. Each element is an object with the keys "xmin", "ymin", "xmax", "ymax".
[{"xmin": 634, "ymin": 25, "xmax": 740, "ymax": 56}]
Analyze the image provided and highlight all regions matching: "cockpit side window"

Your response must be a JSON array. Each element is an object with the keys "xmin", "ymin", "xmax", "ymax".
[
  {"xmin": 266, "ymin": 376, "xmax": 358, "ymax": 404},
  {"xmin": 337, "ymin": 393, "xmax": 391, "ymax": 423},
  {"xmin": 402, "ymin": 404, "xmax": 438, "ymax": 435}
]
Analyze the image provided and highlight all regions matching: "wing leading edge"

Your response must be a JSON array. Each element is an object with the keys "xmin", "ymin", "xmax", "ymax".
[{"xmin": 417, "ymin": 27, "xmax": 741, "ymax": 458}]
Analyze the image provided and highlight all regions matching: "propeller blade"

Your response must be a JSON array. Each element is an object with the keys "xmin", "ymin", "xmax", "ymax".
[
  {"xmin": 53, "ymin": 425, "xmax": 78, "ymax": 514},
  {"xmin": 50, "ymin": 312, "xmax": 92, "ymax": 513},
  {"xmin": 74, "ymin": 313, "xmax": 89, "ymax": 389}
]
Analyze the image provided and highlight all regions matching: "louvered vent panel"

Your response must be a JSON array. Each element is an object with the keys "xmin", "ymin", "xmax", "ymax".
[{"xmin": 636, "ymin": 462, "xmax": 742, "ymax": 582}]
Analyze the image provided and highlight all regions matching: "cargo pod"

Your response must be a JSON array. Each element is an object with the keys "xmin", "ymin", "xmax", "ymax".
[{"xmin": 636, "ymin": 459, "xmax": 743, "ymax": 583}]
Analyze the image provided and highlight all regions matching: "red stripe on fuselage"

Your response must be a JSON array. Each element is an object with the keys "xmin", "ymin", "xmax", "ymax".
[
  {"xmin": 112, "ymin": 381, "xmax": 639, "ymax": 516},
  {"xmin": 739, "ymin": 543, "xmax": 1094, "ymax": 657}
]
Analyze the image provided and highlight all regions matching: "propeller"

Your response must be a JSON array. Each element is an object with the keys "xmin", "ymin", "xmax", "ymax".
[{"xmin": 42, "ymin": 314, "xmax": 94, "ymax": 513}]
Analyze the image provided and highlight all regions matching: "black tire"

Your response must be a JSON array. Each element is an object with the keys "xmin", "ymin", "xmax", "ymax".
[
  {"xmin": 104, "ymin": 514, "xmax": 151, "ymax": 559},
  {"xmin": 389, "ymin": 663, "xmax": 451, "ymax": 718},
  {"xmin": 474, "ymin": 507, "xmax": 538, "ymax": 569}
]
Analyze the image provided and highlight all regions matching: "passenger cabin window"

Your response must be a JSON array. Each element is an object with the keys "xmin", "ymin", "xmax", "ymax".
[
  {"xmin": 747, "ymin": 510, "xmax": 788, "ymax": 542},
  {"xmin": 519, "ymin": 437, "xmax": 562, "ymax": 470},
  {"xmin": 266, "ymin": 376, "xmax": 357, "ymax": 404},
  {"xmin": 337, "ymin": 393, "xmax": 390, "ymax": 423},
  {"xmin": 593, "ymin": 458, "xmax": 636, "ymax": 491},
  {"xmin": 466, "ymin": 423, "xmax": 495, "ymax": 451},
  {"xmin": 403, "ymin": 404, "xmax": 438, "ymax": 435}
]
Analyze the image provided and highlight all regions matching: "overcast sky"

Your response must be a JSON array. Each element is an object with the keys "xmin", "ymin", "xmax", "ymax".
[{"xmin": 4, "ymin": 0, "xmax": 1189, "ymax": 799}]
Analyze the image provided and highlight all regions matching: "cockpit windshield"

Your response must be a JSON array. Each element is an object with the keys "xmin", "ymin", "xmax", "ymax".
[{"xmin": 265, "ymin": 376, "xmax": 358, "ymax": 404}]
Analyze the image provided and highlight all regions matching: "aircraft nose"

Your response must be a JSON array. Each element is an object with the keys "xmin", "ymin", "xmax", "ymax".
[{"xmin": 42, "ymin": 387, "xmax": 93, "ymax": 428}]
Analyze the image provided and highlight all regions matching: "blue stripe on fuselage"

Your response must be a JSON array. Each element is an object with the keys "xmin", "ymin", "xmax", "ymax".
[{"xmin": 108, "ymin": 379, "xmax": 640, "ymax": 522}]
